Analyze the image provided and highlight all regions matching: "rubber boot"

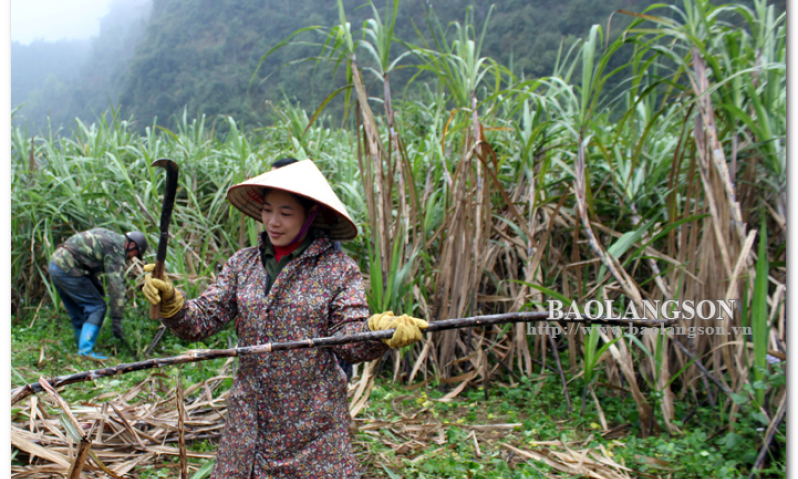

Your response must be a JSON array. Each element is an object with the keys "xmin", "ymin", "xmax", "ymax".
[
  {"xmin": 78, "ymin": 323, "xmax": 108, "ymax": 360},
  {"xmin": 74, "ymin": 329, "xmax": 81, "ymax": 349}
]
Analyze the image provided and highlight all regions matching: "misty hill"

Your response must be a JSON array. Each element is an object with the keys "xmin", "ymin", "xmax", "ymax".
[
  {"xmin": 15, "ymin": 0, "xmax": 777, "ymax": 134},
  {"xmin": 11, "ymin": 39, "xmax": 91, "ymax": 110},
  {"xmin": 12, "ymin": 0, "xmax": 151, "ymax": 133}
]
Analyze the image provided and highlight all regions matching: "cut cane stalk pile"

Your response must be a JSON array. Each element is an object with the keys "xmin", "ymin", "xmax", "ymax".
[
  {"xmin": 13, "ymin": 357, "xmax": 645, "ymax": 479},
  {"xmin": 11, "ymin": 360, "xmax": 235, "ymax": 478},
  {"xmin": 10, "ymin": 358, "xmax": 371, "ymax": 477}
]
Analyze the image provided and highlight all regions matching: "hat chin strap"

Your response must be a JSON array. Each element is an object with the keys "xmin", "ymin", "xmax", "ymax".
[{"xmin": 289, "ymin": 207, "xmax": 320, "ymax": 246}]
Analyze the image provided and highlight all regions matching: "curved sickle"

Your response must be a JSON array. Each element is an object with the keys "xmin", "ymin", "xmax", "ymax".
[{"xmin": 149, "ymin": 158, "xmax": 179, "ymax": 321}]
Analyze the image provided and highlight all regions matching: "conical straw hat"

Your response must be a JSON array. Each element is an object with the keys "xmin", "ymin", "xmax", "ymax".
[{"xmin": 227, "ymin": 159, "xmax": 358, "ymax": 240}]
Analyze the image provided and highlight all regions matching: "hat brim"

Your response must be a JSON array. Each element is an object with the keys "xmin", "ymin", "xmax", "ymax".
[{"xmin": 227, "ymin": 160, "xmax": 358, "ymax": 241}]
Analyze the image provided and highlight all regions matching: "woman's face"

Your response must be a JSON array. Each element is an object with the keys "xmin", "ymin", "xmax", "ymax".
[{"xmin": 261, "ymin": 189, "xmax": 308, "ymax": 247}]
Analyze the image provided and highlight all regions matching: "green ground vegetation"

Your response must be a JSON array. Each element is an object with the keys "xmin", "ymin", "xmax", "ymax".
[{"xmin": 11, "ymin": 307, "xmax": 785, "ymax": 478}]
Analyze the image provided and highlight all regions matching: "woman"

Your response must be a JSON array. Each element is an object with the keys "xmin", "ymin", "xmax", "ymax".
[{"xmin": 141, "ymin": 159, "xmax": 427, "ymax": 478}]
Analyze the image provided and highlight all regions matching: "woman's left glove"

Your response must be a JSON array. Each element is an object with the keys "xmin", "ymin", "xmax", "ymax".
[
  {"xmin": 142, "ymin": 264, "xmax": 185, "ymax": 319},
  {"xmin": 368, "ymin": 311, "xmax": 429, "ymax": 349}
]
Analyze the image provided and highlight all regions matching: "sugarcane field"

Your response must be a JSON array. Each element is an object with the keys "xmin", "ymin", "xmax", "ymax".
[{"xmin": 9, "ymin": 0, "xmax": 787, "ymax": 477}]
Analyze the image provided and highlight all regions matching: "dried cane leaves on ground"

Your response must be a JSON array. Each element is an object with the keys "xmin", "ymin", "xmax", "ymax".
[{"xmin": 12, "ymin": 357, "xmax": 780, "ymax": 478}]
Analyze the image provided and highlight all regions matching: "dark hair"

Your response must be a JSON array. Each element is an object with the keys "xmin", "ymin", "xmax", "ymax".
[{"xmin": 272, "ymin": 157, "xmax": 299, "ymax": 169}]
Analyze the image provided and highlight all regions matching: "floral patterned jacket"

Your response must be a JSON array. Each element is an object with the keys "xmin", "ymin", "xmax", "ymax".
[{"xmin": 163, "ymin": 231, "xmax": 387, "ymax": 478}]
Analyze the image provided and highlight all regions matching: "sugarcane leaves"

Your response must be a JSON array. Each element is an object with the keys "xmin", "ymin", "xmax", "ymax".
[
  {"xmin": 59, "ymin": 413, "xmax": 83, "ymax": 442},
  {"xmin": 189, "ymin": 459, "xmax": 216, "ymax": 479},
  {"xmin": 423, "ymin": 188, "xmax": 444, "ymax": 235},
  {"xmin": 523, "ymin": 284, "xmax": 571, "ymax": 310},
  {"xmin": 594, "ymin": 213, "xmax": 709, "ymax": 294},
  {"xmin": 629, "ymin": 332, "xmax": 700, "ymax": 393},
  {"xmin": 579, "ymin": 25, "xmax": 601, "ymax": 128},
  {"xmin": 249, "ymin": 26, "xmax": 328, "ymax": 92},
  {"xmin": 584, "ymin": 327, "xmax": 622, "ymax": 387},
  {"xmin": 304, "ymin": 85, "xmax": 352, "ymax": 137},
  {"xmin": 508, "ymin": 95, "xmax": 557, "ymax": 170},
  {"xmin": 11, "ymin": 365, "xmax": 29, "ymax": 386},
  {"xmin": 595, "ymin": 212, "xmax": 660, "ymax": 289},
  {"xmin": 246, "ymin": 3, "xmax": 359, "ymax": 126},
  {"xmin": 381, "ymin": 463, "xmax": 403, "ymax": 479},
  {"xmin": 360, "ymin": 0, "xmax": 412, "ymax": 83},
  {"xmin": 404, "ymin": 5, "xmax": 500, "ymax": 110},
  {"xmin": 79, "ymin": 441, "xmax": 122, "ymax": 477},
  {"xmin": 616, "ymin": 8, "xmax": 680, "ymax": 30},
  {"xmin": 611, "ymin": 215, "xmax": 659, "ymax": 258},
  {"xmin": 366, "ymin": 227, "xmax": 418, "ymax": 314},
  {"xmin": 750, "ymin": 219, "xmax": 769, "ymax": 406},
  {"xmin": 622, "ymin": 214, "xmax": 709, "ymax": 267}
]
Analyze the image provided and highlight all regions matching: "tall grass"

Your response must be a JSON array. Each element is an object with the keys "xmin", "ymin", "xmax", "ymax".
[{"xmin": 11, "ymin": 0, "xmax": 785, "ymax": 441}]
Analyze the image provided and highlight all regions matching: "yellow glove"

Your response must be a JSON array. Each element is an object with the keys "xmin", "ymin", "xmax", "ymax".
[
  {"xmin": 142, "ymin": 264, "xmax": 185, "ymax": 318},
  {"xmin": 367, "ymin": 311, "xmax": 395, "ymax": 331},
  {"xmin": 368, "ymin": 311, "xmax": 429, "ymax": 349}
]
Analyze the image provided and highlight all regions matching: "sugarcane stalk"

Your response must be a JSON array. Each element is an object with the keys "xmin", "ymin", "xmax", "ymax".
[{"xmin": 11, "ymin": 312, "xmax": 672, "ymax": 405}]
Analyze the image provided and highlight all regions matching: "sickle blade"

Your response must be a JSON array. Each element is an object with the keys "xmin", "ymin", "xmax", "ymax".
[{"xmin": 146, "ymin": 158, "xmax": 180, "ymax": 348}]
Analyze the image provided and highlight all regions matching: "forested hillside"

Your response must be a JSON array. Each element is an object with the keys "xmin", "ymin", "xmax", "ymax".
[
  {"xmin": 13, "ymin": 0, "xmax": 671, "ymax": 133},
  {"xmin": 11, "ymin": 39, "xmax": 91, "ymax": 109},
  {"xmin": 12, "ymin": 0, "xmax": 151, "ymax": 132}
]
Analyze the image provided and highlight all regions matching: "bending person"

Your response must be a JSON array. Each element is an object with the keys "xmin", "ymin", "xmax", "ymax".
[
  {"xmin": 141, "ymin": 158, "xmax": 427, "ymax": 478},
  {"xmin": 49, "ymin": 228, "xmax": 148, "ymax": 360}
]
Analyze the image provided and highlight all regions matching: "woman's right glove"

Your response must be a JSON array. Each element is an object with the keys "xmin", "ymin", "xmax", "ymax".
[
  {"xmin": 142, "ymin": 264, "xmax": 185, "ymax": 318},
  {"xmin": 368, "ymin": 311, "xmax": 429, "ymax": 349}
]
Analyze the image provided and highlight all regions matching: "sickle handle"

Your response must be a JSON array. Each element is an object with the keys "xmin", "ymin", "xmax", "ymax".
[{"xmin": 149, "ymin": 259, "xmax": 165, "ymax": 319}]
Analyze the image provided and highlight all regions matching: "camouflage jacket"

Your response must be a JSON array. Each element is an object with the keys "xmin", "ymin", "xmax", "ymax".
[
  {"xmin": 163, "ymin": 230, "xmax": 388, "ymax": 478},
  {"xmin": 51, "ymin": 228, "xmax": 128, "ymax": 320}
]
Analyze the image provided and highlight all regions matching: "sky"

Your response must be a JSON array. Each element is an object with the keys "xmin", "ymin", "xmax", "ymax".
[{"xmin": 10, "ymin": 0, "xmax": 113, "ymax": 44}]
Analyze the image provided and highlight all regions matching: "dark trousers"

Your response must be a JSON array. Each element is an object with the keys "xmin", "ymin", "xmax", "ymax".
[{"xmin": 49, "ymin": 261, "xmax": 107, "ymax": 332}]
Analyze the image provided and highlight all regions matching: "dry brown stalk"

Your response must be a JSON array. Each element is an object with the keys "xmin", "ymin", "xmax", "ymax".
[
  {"xmin": 433, "ymin": 137, "xmax": 491, "ymax": 377},
  {"xmin": 176, "ymin": 372, "xmax": 188, "ymax": 479},
  {"xmin": 349, "ymin": 359, "xmax": 377, "ymax": 418},
  {"xmin": 549, "ymin": 334, "xmax": 572, "ymax": 414},
  {"xmin": 351, "ymin": 60, "xmax": 393, "ymax": 277},
  {"xmin": 691, "ymin": 49, "xmax": 747, "ymax": 246},
  {"xmin": 671, "ymin": 338, "xmax": 734, "ymax": 399},
  {"xmin": 748, "ymin": 392, "xmax": 787, "ymax": 478},
  {"xmin": 597, "ymin": 328, "xmax": 659, "ymax": 437},
  {"xmin": 66, "ymin": 437, "xmax": 92, "ymax": 479},
  {"xmin": 572, "ymin": 134, "xmax": 658, "ymax": 435},
  {"xmin": 12, "ymin": 312, "xmax": 670, "ymax": 405},
  {"xmin": 498, "ymin": 442, "xmax": 634, "ymax": 479},
  {"xmin": 573, "ymin": 137, "xmax": 644, "ymax": 312}
]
